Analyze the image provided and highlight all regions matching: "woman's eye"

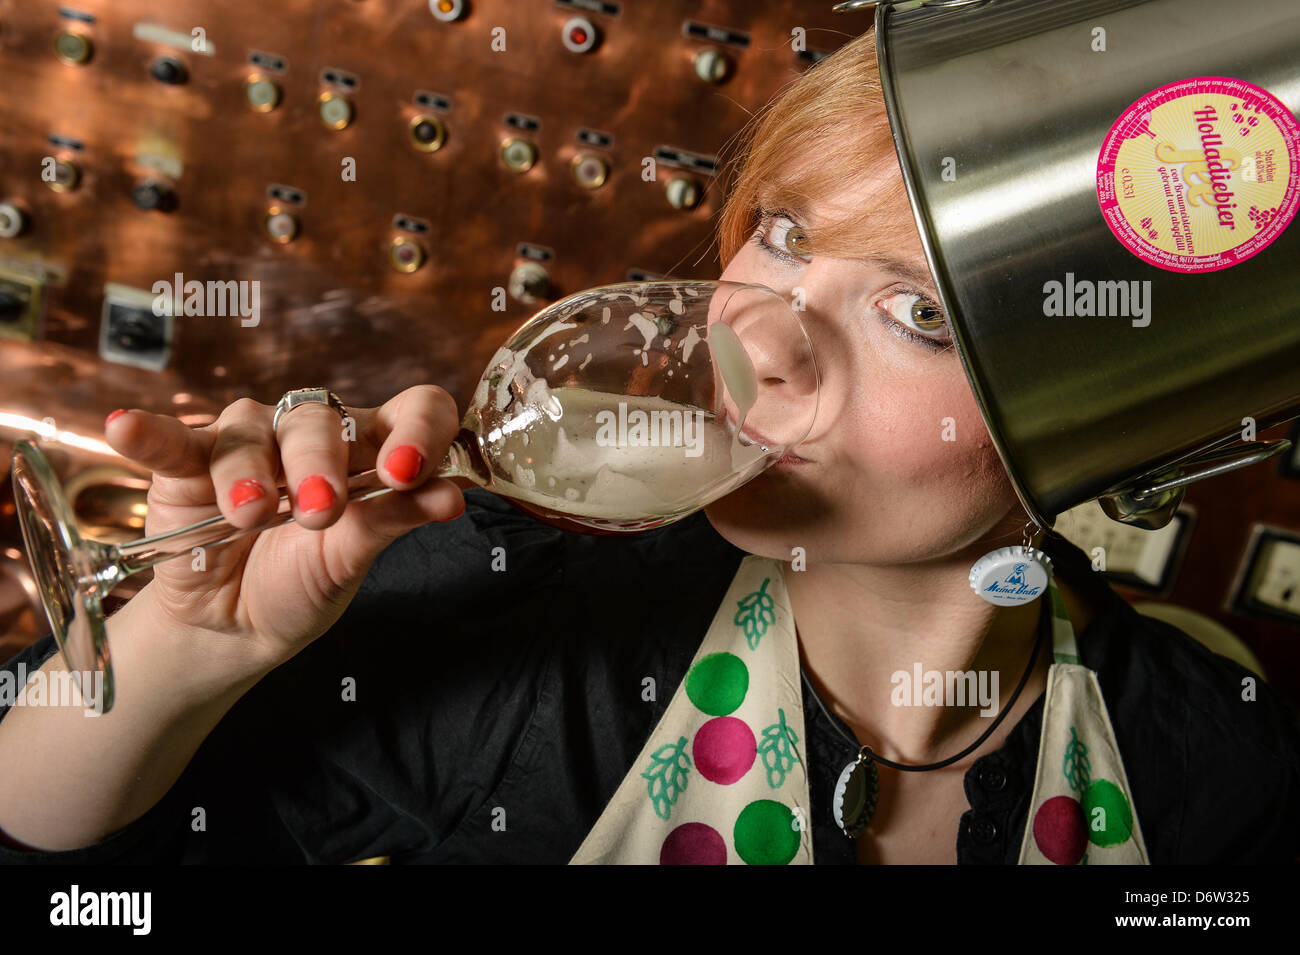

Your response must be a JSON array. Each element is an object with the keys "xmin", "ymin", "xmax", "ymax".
[
  {"xmin": 877, "ymin": 291, "xmax": 952, "ymax": 348},
  {"xmin": 754, "ymin": 212, "xmax": 811, "ymax": 263},
  {"xmin": 768, "ymin": 216, "xmax": 810, "ymax": 258}
]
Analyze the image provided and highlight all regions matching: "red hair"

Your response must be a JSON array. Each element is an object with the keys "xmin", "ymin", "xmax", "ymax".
[{"xmin": 715, "ymin": 28, "xmax": 912, "ymax": 266}]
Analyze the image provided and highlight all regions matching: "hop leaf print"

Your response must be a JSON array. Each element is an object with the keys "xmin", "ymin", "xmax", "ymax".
[
  {"xmin": 757, "ymin": 708, "xmax": 803, "ymax": 788},
  {"xmin": 642, "ymin": 736, "xmax": 692, "ymax": 821},
  {"xmin": 1062, "ymin": 726, "xmax": 1091, "ymax": 797},
  {"xmin": 735, "ymin": 578, "xmax": 775, "ymax": 650}
]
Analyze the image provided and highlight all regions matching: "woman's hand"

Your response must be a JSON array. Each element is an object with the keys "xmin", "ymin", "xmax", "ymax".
[{"xmin": 104, "ymin": 386, "xmax": 466, "ymax": 670}]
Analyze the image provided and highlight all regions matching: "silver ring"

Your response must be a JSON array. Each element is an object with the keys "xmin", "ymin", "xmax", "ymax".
[{"xmin": 272, "ymin": 387, "xmax": 349, "ymax": 434}]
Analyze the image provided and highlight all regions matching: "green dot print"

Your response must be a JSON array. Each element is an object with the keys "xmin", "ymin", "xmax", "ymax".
[
  {"xmin": 734, "ymin": 799, "xmax": 801, "ymax": 865},
  {"xmin": 1082, "ymin": 778, "xmax": 1133, "ymax": 847},
  {"xmin": 685, "ymin": 652, "xmax": 749, "ymax": 716}
]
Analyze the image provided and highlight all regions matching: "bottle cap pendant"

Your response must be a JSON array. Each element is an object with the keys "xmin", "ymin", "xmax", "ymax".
[
  {"xmin": 968, "ymin": 546, "xmax": 1054, "ymax": 606},
  {"xmin": 832, "ymin": 752, "xmax": 879, "ymax": 839}
]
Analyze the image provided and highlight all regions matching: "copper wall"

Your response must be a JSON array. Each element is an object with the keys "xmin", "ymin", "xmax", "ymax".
[
  {"xmin": 0, "ymin": 0, "xmax": 853, "ymax": 655},
  {"xmin": 0, "ymin": 0, "xmax": 853, "ymax": 406},
  {"xmin": 0, "ymin": 0, "xmax": 1297, "ymax": 702}
]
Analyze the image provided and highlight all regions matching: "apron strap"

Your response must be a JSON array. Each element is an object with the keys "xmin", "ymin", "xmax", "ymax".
[
  {"xmin": 1048, "ymin": 575, "xmax": 1080, "ymax": 665},
  {"xmin": 1018, "ymin": 572, "xmax": 1151, "ymax": 864}
]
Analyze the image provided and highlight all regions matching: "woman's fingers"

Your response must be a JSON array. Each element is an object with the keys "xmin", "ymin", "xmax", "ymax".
[
  {"xmin": 326, "ymin": 384, "xmax": 466, "ymax": 556},
  {"xmin": 108, "ymin": 385, "xmax": 465, "ymax": 536},
  {"xmin": 103, "ymin": 408, "xmax": 218, "ymax": 506},
  {"xmin": 370, "ymin": 384, "xmax": 461, "ymax": 491},
  {"xmin": 207, "ymin": 398, "xmax": 281, "ymax": 529},
  {"xmin": 273, "ymin": 399, "xmax": 351, "ymax": 530},
  {"xmin": 346, "ymin": 475, "xmax": 466, "ymax": 555}
]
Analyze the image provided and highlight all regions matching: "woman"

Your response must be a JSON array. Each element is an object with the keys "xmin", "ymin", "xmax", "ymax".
[{"xmin": 1, "ymin": 29, "xmax": 1297, "ymax": 865}]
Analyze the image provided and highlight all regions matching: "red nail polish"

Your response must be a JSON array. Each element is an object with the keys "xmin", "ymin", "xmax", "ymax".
[
  {"xmin": 297, "ymin": 475, "xmax": 335, "ymax": 514},
  {"xmin": 384, "ymin": 445, "xmax": 424, "ymax": 484},
  {"xmin": 229, "ymin": 478, "xmax": 265, "ymax": 509},
  {"xmin": 106, "ymin": 409, "xmax": 127, "ymax": 427}
]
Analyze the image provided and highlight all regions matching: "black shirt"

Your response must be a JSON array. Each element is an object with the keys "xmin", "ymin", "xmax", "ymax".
[{"xmin": 2, "ymin": 488, "xmax": 1298, "ymax": 864}]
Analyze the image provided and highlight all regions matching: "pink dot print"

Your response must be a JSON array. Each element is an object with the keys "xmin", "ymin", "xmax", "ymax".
[
  {"xmin": 660, "ymin": 822, "xmax": 727, "ymax": 865},
  {"xmin": 693, "ymin": 716, "xmax": 756, "ymax": 785},
  {"xmin": 1033, "ymin": 795, "xmax": 1088, "ymax": 865}
]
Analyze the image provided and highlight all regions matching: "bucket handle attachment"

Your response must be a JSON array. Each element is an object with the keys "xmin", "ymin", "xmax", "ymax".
[{"xmin": 1097, "ymin": 438, "xmax": 1293, "ymax": 529}]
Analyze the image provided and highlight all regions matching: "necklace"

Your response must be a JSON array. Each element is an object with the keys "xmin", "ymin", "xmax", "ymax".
[{"xmin": 803, "ymin": 592, "xmax": 1049, "ymax": 839}]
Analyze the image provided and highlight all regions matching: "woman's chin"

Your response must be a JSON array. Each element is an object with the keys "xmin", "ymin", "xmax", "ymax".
[{"xmin": 704, "ymin": 471, "xmax": 819, "ymax": 548}]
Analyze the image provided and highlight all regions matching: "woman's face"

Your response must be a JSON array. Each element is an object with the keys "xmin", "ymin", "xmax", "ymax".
[{"xmin": 705, "ymin": 154, "xmax": 1023, "ymax": 565}]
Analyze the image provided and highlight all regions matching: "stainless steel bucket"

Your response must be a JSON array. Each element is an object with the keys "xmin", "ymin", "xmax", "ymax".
[{"xmin": 836, "ymin": 0, "xmax": 1300, "ymax": 529}]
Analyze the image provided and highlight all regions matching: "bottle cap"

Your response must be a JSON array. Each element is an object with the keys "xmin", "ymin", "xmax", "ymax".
[{"xmin": 969, "ymin": 546, "xmax": 1054, "ymax": 606}]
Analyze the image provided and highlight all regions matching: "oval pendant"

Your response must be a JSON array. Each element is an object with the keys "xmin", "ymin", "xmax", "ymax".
[{"xmin": 832, "ymin": 754, "xmax": 879, "ymax": 839}]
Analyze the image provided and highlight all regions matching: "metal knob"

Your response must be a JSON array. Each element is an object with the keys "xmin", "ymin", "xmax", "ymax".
[
  {"xmin": 389, "ymin": 237, "xmax": 426, "ymax": 273},
  {"xmin": 429, "ymin": 0, "xmax": 466, "ymax": 22},
  {"xmin": 149, "ymin": 55, "xmax": 188, "ymax": 85},
  {"xmin": 44, "ymin": 159, "xmax": 80, "ymax": 193},
  {"xmin": 408, "ymin": 115, "xmax": 447, "ymax": 152},
  {"xmin": 562, "ymin": 17, "xmax": 599, "ymax": 54},
  {"xmin": 0, "ymin": 203, "xmax": 27, "ymax": 237},
  {"xmin": 693, "ymin": 48, "xmax": 731, "ymax": 84},
  {"xmin": 264, "ymin": 206, "xmax": 299, "ymax": 244},
  {"xmin": 508, "ymin": 262, "xmax": 550, "ymax": 304},
  {"xmin": 245, "ymin": 74, "xmax": 281, "ymax": 112},
  {"xmin": 319, "ymin": 91, "xmax": 354, "ymax": 130},
  {"xmin": 501, "ymin": 138, "xmax": 538, "ymax": 173},
  {"xmin": 54, "ymin": 31, "xmax": 93, "ymax": 65},
  {"xmin": 571, "ymin": 153, "xmax": 609, "ymax": 189},
  {"xmin": 665, "ymin": 176, "xmax": 701, "ymax": 210},
  {"xmin": 131, "ymin": 180, "xmax": 174, "ymax": 212}
]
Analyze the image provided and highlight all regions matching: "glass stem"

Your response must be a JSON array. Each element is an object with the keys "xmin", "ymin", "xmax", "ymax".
[{"xmin": 108, "ymin": 439, "xmax": 473, "ymax": 578}]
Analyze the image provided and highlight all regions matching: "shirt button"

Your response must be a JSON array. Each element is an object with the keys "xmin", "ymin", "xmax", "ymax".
[
  {"xmin": 978, "ymin": 764, "xmax": 1007, "ymax": 792},
  {"xmin": 970, "ymin": 816, "xmax": 999, "ymax": 844}
]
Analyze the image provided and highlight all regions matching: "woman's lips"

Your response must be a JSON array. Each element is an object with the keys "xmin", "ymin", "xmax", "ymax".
[{"xmin": 739, "ymin": 422, "xmax": 810, "ymax": 464}]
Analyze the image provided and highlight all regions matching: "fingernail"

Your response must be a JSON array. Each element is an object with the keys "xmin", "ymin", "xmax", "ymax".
[
  {"xmin": 229, "ymin": 479, "xmax": 265, "ymax": 509},
  {"xmin": 384, "ymin": 445, "xmax": 424, "ymax": 484},
  {"xmin": 105, "ymin": 409, "xmax": 128, "ymax": 427},
  {"xmin": 297, "ymin": 475, "xmax": 335, "ymax": 514}
]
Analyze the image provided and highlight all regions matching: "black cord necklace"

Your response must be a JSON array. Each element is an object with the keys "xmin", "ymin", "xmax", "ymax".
[{"xmin": 806, "ymin": 593, "xmax": 1049, "ymax": 839}]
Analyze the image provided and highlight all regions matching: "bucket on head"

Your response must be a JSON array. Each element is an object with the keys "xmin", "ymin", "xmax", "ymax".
[{"xmin": 836, "ymin": 0, "xmax": 1299, "ymax": 529}]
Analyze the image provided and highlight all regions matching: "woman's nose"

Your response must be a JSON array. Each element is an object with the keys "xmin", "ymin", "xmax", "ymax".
[{"xmin": 718, "ymin": 285, "xmax": 820, "ymax": 449}]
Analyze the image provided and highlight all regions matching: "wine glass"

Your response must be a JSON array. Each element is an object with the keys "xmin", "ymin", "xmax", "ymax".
[{"xmin": 10, "ymin": 279, "xmax": 820, "ymax": 712}]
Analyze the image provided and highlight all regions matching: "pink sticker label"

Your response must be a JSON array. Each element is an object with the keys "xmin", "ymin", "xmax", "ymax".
[{"xmin": 1096, "ymin": 76, "xmax": 1300, "ymax": 273}]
